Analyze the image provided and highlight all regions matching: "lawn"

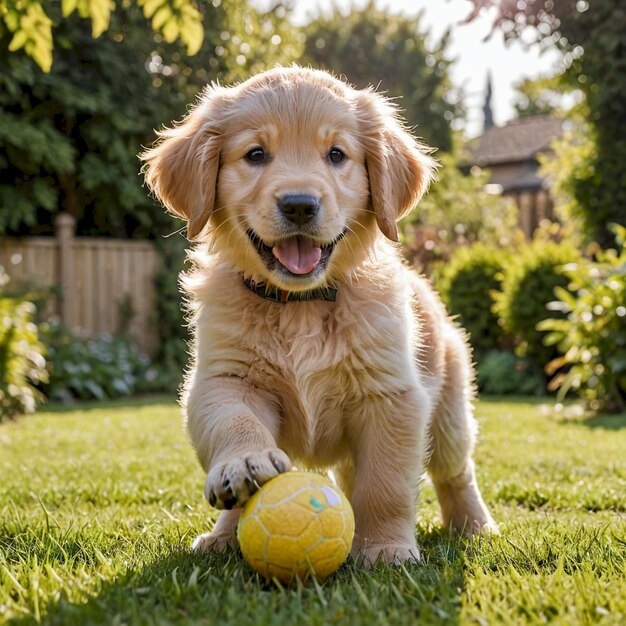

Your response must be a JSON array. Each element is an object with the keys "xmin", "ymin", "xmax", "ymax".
[{"xmin": 0, "ymin": 396, "xmax": 624, "ymax": 626}]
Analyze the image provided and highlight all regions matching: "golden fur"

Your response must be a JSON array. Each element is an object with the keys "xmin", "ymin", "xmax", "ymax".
[{"xmin": 142, "ymin": 66, "xmax": 497, "ymax": 565}]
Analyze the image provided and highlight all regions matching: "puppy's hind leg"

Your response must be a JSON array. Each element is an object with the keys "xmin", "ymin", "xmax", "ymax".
[{"xmin": 427, "ymin": 329, "xmax": 499, "ymax": 536}]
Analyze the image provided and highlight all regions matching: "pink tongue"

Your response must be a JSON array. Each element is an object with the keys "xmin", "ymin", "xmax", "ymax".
[{"xmin": 272, "ymin": 237, "xmax": 322, "ymax": 275}]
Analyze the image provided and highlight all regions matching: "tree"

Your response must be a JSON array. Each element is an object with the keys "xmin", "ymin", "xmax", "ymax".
[
  {"xmin": 0, "ymin": 0, "xmax": 301, "ymax": 238},
  {"xmin": 467, "ymin": 0, "xmax": 626, "ymax": 248},
  {"xmin": 0, "ymin": 0, "xmax": 203, "ymax": 72},
  {"xmin": 465, "ymin": 0, "xmax": 576, "ymax": 36},
  {"xmin": 513, "ymin": 75, "xmax": 565, "ymax": 118},
  {"xmin": 301, "ymin": 1, "xmax": 459, "ymax": 152},
  {"xmin": 538, "ymin": 123, "xmax": 594, "ymax": 241}
]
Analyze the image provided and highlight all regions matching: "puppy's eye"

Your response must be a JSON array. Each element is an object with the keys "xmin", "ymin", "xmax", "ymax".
[
  {"xmin": 328, "ymin": 147, "xmax": 346, "ymax": 165},
  {"xmin": 246, "ymin": 148, "xmax": 266, "ymax": 164}
]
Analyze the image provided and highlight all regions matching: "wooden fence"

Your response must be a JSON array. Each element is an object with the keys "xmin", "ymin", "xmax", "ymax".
[{"xmin": 0, "ymin": 214, "xmax": 160, "ymax": 353}]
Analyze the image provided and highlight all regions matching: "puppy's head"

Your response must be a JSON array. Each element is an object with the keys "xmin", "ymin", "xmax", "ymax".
[{"xmin": 142, "ymin": 66, "xmax": 435, "ymax": 291}]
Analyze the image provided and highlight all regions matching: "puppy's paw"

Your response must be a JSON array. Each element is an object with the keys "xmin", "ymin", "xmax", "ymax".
[
  {"xmin": 462, "ymin": 515, "xmax": 500, "ymax": 538},
  {"xmin": 350, "ymin": 537, "xmax": 421, "ymax": 568},
  {"xmin": 205, "ymin": 448, "xmax": 292, "ymax": 509},
  {"xmin": 440, "ymin": 484, "xmax": 500, "ymax": 538}
]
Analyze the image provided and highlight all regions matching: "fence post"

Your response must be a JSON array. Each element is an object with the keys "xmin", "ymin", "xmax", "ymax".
[{"xmin": 55, "ymin": 213, "xmax": 76, "ymax": 328}]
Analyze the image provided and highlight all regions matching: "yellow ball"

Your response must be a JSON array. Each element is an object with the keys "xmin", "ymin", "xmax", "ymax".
[{"xmin": 237, "ymin": 471, "xmax": 355, "ymax": 584}]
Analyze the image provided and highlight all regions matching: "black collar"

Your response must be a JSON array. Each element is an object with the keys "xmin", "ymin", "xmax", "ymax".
[{"xmin": 242, "ymin": 276, "xmax": 337, "ymax": 303}]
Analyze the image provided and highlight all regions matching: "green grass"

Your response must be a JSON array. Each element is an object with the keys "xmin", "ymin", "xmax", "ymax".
[{"xmin": 1, "ymin": 396, "xmax": 625, "ymax": 625}]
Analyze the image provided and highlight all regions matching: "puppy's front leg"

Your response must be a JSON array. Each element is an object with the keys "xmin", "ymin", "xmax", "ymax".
[
  {"xmin": 186, "ymin": 376, "xmax": 290, "ymax": 552},
  {"xmin": 348, "ymin": 388, "xmax": 430, "ymax": 566}
]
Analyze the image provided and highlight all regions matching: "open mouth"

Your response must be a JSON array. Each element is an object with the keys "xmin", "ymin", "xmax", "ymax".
[{"xmin": 246, "ymin": 228, "xmax": 347, "ymax": 278}]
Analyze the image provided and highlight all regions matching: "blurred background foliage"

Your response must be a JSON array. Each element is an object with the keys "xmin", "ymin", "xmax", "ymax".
[
  {"xmin": 400, "ymin": 147, "xmax": 519, "ymax": 273},
  {"xmin": 0, "ymin": 280, "xmax": 47, "ymax": 419},
  {"xmin": 0, "ymin": 0, "xmax": 204, "ymax": 72},
  {"xmin": 301, "ymin": 1, "xmax": 457, "ymax": 152},
  {"xmin": 0, "ymin": 0, "xmax": 301, "ymax": 238},
  {"xmin": 467, "ymin": 0, "xmax": 626, "ymax": 249},
  {"xmin": 0, "ymin": 0, "xmax": 624, "ymax": 416}
]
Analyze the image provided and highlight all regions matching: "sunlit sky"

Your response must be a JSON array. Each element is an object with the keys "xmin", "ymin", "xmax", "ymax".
[{"xmin": 278, "ymin": 0, "xmax": 563, "ymax": 137}]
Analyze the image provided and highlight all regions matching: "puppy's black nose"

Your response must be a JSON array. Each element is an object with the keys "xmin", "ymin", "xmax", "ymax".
[{"xmin": 277, "ymin": 194, "xmax": 320, "ymax": 226}]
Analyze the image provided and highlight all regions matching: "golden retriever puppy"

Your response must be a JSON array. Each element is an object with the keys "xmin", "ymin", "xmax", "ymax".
[{"xmin": 142, "ymin": 66, "xmax": 498, "ymax": 565}]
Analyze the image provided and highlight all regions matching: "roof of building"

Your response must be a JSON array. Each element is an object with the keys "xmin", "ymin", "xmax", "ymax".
[{"xmin": 467, "ymin": 115, "xmax": 565, "ymax": 166}]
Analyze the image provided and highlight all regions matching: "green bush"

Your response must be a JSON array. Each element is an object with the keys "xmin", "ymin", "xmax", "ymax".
[
  {"xmin": 436, "ymin": 243, "xmax": 509, "ymax": 357},
  {"xmin": 0, "ymin": 269, "xmax": 48, "ymax": 420},
  {"xmin": 494, "ymin": 239, "xmax": 580, "ymax": 369},
  {"xmin": 41, "ymin": 321, "xmax": 158, "ymax": 402},
  {"xmin": 539, "ymin": 225, "xmax": 626, "ymax": 413},
  {"xmin": 477, "ymin": 350, "xmax": 545, "ymax": 396}
]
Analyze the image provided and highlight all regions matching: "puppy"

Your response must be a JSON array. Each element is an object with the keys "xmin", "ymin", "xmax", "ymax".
[{"xmin": 142, "ymin": 66, "xmax": 497, "ymax": 565}]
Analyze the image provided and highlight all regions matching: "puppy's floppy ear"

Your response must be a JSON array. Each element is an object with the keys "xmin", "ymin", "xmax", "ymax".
[
  {"xmin": 356, "ymin": 90, "xmax": 436, "ymax": 242},
  {"xmin": 141, "ymin": 86, "xmax": 226, "ymax": 240}
]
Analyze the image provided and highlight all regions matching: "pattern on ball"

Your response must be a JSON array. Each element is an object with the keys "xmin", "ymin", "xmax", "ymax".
[{"xmin": 237, "ymin": 471, "xmax": 355, "ymax": 584}]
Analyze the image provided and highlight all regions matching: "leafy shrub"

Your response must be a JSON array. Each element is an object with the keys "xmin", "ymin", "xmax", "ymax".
[
  {"xmin": 41, "ymin": 321, "xmax": 158, "ymax": 402},
  {"xmin": 477, "ymin": 350, "xmax": 545, "ymax": 396},
  {"xmin": 0, "ymin": 269, "xmax": 48, "ymax": 420},
  {"xmin": 494, "ymin": 239, "xmax": 580, "ymax": 369},
  {"xmin": 539, "ymin": 225, "xmax": 626, "ymax": 413},
  {"xmin": 436, "ymin": 243, "xmax": 509, "ymax": 356}
]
